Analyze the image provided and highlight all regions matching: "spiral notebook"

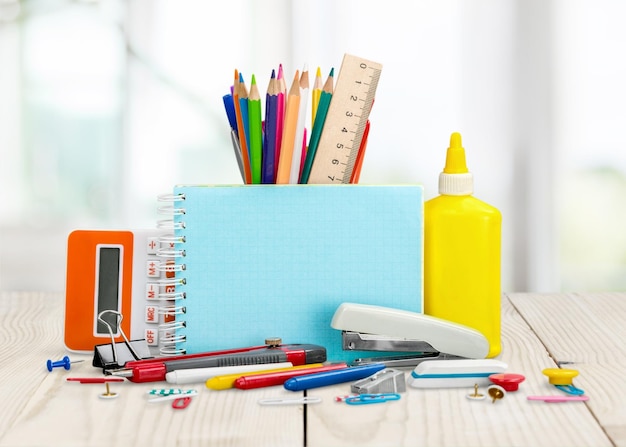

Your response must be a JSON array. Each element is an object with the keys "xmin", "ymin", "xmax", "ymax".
[{"xmin": 157, "ymin": 184, "xmax": 423, "ymax": 361}]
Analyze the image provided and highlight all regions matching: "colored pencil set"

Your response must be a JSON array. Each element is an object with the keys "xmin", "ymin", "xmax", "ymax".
[{"xmin": 222, "ymin": 64, "xmax": 369, "ymax": 184}]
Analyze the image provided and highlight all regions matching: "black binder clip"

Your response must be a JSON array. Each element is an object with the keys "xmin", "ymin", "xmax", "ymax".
[{"xmin": 92, "ymin": 310, "xmax": 153, "ymax": 371}]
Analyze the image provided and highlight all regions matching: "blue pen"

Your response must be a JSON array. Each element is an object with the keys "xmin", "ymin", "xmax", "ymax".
[{"xmin": 283, "ymin": 363, "xmax": 386, "ymax": 391}]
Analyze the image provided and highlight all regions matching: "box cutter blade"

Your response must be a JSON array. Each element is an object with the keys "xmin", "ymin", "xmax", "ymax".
[{"xmin": 331, "ymin": 303, "xmax": 490, "ymax": 367}]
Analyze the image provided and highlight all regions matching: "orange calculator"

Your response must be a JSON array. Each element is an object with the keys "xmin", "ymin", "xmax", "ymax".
[{"xmin": 64, "ymin": 229, "xmax": 177, "ymax": 354}]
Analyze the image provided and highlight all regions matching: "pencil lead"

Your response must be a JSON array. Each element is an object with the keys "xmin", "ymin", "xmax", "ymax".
[
  {"xmin": 271, "ymin": 68, "xmax": 276, "ymax": 79},
  {"xmin": 251, "ymin": 74, "xmax": 257, "ymax": 85},
  {"xmin": 329, "ymin": 67, "xmax": 334, "ymax": 77},
  {"xmin": 316, "ymin": 66, "xmax": 322, "ymax": 77}
]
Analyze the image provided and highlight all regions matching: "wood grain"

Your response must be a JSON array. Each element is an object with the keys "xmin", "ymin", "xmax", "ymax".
[{"xmin": 1, "ymin": 292, "xmax": 624, "ymax": 446}]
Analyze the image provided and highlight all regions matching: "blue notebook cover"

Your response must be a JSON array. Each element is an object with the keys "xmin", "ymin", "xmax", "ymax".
[{"xmin": 172, "ymin": 184, "xmax": 423, "ymax": 362}]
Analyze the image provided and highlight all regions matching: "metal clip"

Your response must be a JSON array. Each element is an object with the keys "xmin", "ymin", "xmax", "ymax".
[
  {"xmin": 92, "ymin": 310, "xmax": 153, "ymax": 370},
  {"xmin": 351, "ymin": 368, "xmax": 406, "ymax": 394}
]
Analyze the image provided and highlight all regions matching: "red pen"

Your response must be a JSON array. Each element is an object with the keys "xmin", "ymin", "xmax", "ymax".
[
  {"xmin": 106, "ymin": 343, "xmax": 326, "ymax": 383},
  {"xmin": 234, "ymin": 363, "xmax": 348, "ymax": 390},
  {"xmin": 67, "ymin": 377, "xmax": 125, "ymax": 384}
]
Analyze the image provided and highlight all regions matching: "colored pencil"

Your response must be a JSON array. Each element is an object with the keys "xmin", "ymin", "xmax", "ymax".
[
  {"xmin": 350, "ymin": 119, "xmax": 370, "ymax": 184},
  {"xmin": 263, "ymin": 70, "xmax": 279, "ymax": 184},
  {"xmin": 289, "ymin": 66, "xmax": 309, "ymax": 184},
  {"xmin": 248, "ymin": 74, "xmax": 263, "ymax": 184},
  {"xmin": 238, "ymin": 72, "xmax": 250, "ymax": 160},
  {"xmin": 300, "ymin": 68, "xmax": 333, "ymax": 184},
  {"xmin": 311, "ymin": 66, "xmax": 322, "ymax": 129},
  {"xmin": 275, "ymin": 70, "xmax": 301, "ymax": 184},
  {"xmin": 232, "ymin": 70, "xmax": 252, "ymax": 184},
  {"xmin": 275, "ymin": 64, "xmax": 287, "ymax": 180}
]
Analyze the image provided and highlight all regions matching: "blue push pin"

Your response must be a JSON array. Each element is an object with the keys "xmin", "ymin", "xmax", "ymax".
[{"xmin": 46, "ymin": 356, "xmax": 83, "ymax": 372}]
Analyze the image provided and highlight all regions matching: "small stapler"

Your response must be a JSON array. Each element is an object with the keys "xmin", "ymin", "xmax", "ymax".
[{"xmin": 331, "ymin": 303, "xmax": 490, "ymax": 367}]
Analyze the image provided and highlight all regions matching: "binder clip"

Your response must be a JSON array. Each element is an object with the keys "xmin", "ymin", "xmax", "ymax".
[
  {"xmin": 92, "ymin": 310, "xmax": 153, "ymax": 371},
  {"xmin": 351, "ymin": 368, "xmax": 406, "ymax": 394}
]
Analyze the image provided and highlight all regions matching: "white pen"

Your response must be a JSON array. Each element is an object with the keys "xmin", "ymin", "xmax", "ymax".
[{"xmin": 165, "ymin": 362, "xmax": 293, "ymax": 385}]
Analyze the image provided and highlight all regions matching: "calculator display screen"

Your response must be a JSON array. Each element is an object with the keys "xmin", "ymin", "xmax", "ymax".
[{"xmin": 95, "ymin": 246, "xmax": 122, "ymax": 335}]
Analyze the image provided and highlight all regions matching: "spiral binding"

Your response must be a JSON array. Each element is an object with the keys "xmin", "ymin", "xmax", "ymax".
[{"xmin": 154, "ymin": 192, "xmax": 187, "ymax": 355}]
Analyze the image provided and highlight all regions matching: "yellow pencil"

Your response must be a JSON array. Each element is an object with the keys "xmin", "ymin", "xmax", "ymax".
[
  {"xmin": 275, "ymin": 70, "xmax": 301, "ymax": 184},
  {"xmin": 311, "ymin": 66, "xmax": 322, "ymax": 129}
]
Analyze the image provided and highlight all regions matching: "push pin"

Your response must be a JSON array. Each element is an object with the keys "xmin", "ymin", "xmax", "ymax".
[
  {"xmin": 487, "ymin": 385, "xmax": 506, "ymax": 403},
  {"xmin": 466, "ymin": 383, "xmax": 486, "ymax": 401},
  {"xmin": 99, "ymin": 382, "xmax": 119, "ymax": 400},
  {"xmin": 489, "ymin": 373, "xmax": 525, "ymax": 391},
  {"xmin": 542, "ymin": 368, "xmax": 585, "ymax": 396},
  {"xmin": 46, "ymin": 356, "xmax": 84, "ymax": 372}
]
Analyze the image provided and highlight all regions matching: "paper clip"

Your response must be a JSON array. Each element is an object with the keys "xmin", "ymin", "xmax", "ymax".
[
  {"xmin": 343, "ymin": 393, "xmax": 401, "ymax": 405},
  {"xmin": 258, "ymin": 396, "xmax": 322, "ymax": 406},
  {"xmin": 147, "ymin": 389, "xmax": 197, "ymax": 403},
  {"xmin": 148, "ymin": 389, "xmax": 198, "ymax": 409}
]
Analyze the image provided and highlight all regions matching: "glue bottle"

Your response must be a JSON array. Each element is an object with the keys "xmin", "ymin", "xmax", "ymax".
[{"xmin": 423, "ymin": 132, "xmax": 502, "ymax": 358}]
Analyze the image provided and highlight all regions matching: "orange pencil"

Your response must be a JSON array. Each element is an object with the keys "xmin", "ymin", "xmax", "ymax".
[
  {"xmin": 232, "ymin": 70, "xmax": 252, "ymax": 184},
  {"xmin": 275, "ymin": 70, "xmax": 301, "ymax": 184}
]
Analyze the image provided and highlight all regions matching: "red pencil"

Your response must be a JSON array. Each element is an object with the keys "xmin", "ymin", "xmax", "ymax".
[{"xmin": 234, "ymin": 363, "xmax": 347, "ymax": 390}]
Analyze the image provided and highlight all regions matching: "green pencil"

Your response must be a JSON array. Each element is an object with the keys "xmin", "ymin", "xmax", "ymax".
[{"xmin": 248, "ymin": 74, "xmax": 263, "ymax": 184}]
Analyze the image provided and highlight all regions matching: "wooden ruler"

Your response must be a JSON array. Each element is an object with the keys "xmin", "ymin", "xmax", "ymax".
[{"xmin": 307, "ymin": 54, "xmax": 382, "ymax": 184}]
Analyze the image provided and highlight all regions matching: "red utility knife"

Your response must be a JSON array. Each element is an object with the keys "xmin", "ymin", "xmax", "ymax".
[{"xmin": 106, "ymin": 343, "xmax": 327, "ymax": 383}]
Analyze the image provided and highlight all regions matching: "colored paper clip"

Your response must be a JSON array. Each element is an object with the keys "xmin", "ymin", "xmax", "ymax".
[
  {"xmin": 92, "ymin": 310, "xmax": 153, "ymax": 370},
  {"xmin": 147, "ymin": 389, "xmax": 198, "ymax": 410},
  {"xmin": 341, "ymin": 393, "xmax": 401, "ymax": 405},
  {"xmin": 351, "ymin": 368, "xmax": 406, "ymax": 394},
  {"xmin": 258, "ymin": 397, "xmax": 322, "ymax": 406}
]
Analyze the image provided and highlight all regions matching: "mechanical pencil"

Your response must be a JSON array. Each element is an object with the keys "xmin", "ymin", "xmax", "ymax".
[
  {"xmin": 233, "ymin": 362, "xmax": 348, "ymax": 390},
  {"xmin": 283, "ymin": 363, "xmax": 386, "ymax": 391}
]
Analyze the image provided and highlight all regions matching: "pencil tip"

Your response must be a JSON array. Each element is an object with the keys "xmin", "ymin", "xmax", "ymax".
[
  {"xmin": 316, "ymin": 66, "xmax": 322, "ymax": 76},
  {"xmin": 251, "ymin": 74, "xmax": 256, "ymax": 85},
  {"xmin": 329, "ymin": 67, "xmax": 334, "ymax": 77},
  {"xmin": 239, "ymin": 72, "xmax": 244, "ymax": 82},
  {"xmin": 271, "ymin": 69, "xmax": 276, "ymax": 78}
]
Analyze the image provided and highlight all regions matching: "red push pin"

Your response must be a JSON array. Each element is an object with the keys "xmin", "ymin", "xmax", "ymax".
[{"xmin": 488, "ymin": 373, "xmax": 525, "ymax": 391}]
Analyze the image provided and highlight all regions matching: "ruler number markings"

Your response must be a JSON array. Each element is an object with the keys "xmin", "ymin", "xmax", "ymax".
[{"xmin": 308, "ymin": 55, "xmax": 382, "ymax": 184}]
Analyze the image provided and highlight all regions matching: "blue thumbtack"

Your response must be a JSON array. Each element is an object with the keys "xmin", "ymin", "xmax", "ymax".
[{"xmin": 46, "ymin": 356, "xmax": 83, "ymax": 372}]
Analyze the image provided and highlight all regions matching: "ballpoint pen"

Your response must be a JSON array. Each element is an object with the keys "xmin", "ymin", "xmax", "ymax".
[
  {"xmin": 107, "ymin": 343, "xmax": 326, "ymax": 383},
  {"xmin": 283, "ymin": 363, "xmax": 386, "ymax": 391}
]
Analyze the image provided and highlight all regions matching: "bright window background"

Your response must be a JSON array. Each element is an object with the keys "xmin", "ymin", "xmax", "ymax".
[{"xmin": 1, "ymin": 0, "xmax": 625, "ymax": 293}]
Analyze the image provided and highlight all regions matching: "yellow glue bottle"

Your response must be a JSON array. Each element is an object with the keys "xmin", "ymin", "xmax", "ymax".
[{"xmin": 424, "ymin": 132, "xmax": 502, "ymax": 358}]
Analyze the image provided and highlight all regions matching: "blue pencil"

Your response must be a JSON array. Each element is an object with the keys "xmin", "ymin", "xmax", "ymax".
[{"xmin": 263, "ymin": 70, "xmax": 279, "ymax": 183}]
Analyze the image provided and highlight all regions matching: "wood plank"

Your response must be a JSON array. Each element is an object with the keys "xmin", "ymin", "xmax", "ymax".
[
  {"xmin": 509, "ymin": 292, "xmax": 626, "ymax": 447},
  {"xmin": 0, "ymin": 292, "xmax": 304, "ymax": 447},
  {"xmin": 306, "ymin": 295, "xmax": 612, "ymax": 446}
]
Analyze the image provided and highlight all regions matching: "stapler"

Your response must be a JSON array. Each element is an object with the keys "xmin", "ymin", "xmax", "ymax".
[{"xmin": 331, "ymin": 303, "xmax": 490, "ymax": 367}]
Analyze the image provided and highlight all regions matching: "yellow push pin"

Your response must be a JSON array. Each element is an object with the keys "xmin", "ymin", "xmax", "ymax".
[
  {"xmin": 466, "ymin": 384, "xmax": 486, "ymax": 401},
  {"xmin": 542, "ymin": 368, "xmax": 584, "ymax": 395},
  {"xmin": 487, "ymin": 385, "xmax": 506, "ymax": 403},
  {"xmin": 542, "ymin": 368, "xmax": 578, "ymax": 385}
]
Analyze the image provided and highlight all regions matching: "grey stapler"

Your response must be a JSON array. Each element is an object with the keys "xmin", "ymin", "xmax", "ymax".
[{"xmin": 331, "ymin": 303, "xmax": 490, "ymax": 367}]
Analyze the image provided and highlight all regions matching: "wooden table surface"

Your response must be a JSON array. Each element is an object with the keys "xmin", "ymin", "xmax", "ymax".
[{"xmin": 0, "ymin": 291, "xmax": 623, "ymax": 447}]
